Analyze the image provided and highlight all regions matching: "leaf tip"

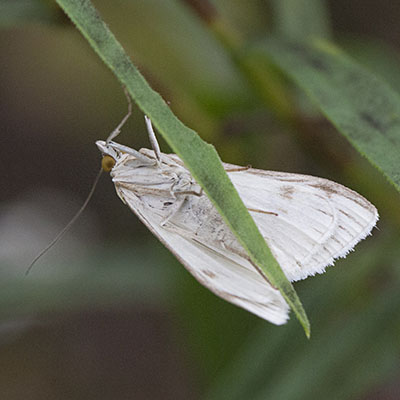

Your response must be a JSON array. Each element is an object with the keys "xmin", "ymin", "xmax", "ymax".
[{"xmin": 300, "ymin": 314, "xmax": 311, "ymax": 339}]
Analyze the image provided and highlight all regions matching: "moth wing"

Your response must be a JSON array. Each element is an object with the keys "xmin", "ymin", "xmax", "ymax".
[
  {"xmin": 147, "ymin": 152, "xmax": 378, "ymax": 281},
  {"xmin": 116, "ymin": 185, "xmax": 289, "ymax": 325},
  {"xmin": 224, "ymin": 164, "xmax": 378, "ymax": 282}
]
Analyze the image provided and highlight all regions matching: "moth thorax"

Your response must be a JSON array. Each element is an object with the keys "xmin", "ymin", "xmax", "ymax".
[{"xmin": 101, "ymin": 155, "xmax": 116, "ymax": 172}]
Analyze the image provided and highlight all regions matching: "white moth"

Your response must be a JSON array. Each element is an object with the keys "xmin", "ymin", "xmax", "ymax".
[{"xmin": 96, "ymin": 116, "xmax": 378, "ymax": 325}]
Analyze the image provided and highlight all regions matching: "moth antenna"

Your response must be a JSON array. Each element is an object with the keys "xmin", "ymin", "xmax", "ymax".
[
  {"xmin": 144, "ymin": 115, "xmax": 161, "ymax": 164},
  {"xmin": 25, "ymin": 168, "xmax": 103, "ymax": 276},
  {"xmin": 106, "ymin": 87, "xmax": 132, "ymax": 144}
]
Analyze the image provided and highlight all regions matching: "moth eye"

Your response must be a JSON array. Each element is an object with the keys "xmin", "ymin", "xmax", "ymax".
[{"xmin": 101, "ymin": 155, "xmax": 116, "ymax": 172}]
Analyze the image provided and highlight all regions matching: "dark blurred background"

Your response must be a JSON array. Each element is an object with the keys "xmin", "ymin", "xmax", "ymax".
[{"xmin": 1, "ymin": 1, "xmax": 400, "ymax": 399}]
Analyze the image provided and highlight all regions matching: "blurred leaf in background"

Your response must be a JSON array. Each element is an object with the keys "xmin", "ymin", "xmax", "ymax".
[{"xmin": 1, "ymin": 0, "xmax": 400, "ymax": 399}]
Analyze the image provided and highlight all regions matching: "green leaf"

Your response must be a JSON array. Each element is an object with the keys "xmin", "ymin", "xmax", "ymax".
[
  {"xmin": 54, "ymin": 0, "xmax": 310, "ymax": 335},
  {"xmin": 339, "ymin": 36, "xmax": 400, "ymax": 94},
  {"xmin": 249, "ymin": 38, "xmax": 400, "ymax": 191},
  {"xmin": 271, "ymin": 0, "xmax": 332, "ymax": 40},
  {"xmin": 0, "ymin": 0, "xmax": 60, "ymax": 26}
]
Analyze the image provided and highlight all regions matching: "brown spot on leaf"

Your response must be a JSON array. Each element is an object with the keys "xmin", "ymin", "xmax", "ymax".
[
  {"xmin": 360, "ymin": 111, "xmax": 386, "ymax": 133},
  {"xmin": 288, "ymin": 42, "xmax": 330, "ymax": 73}
]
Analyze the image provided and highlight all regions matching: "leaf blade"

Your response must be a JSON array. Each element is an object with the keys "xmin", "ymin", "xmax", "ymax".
[
  {"xmin": 250, "ymin": 38, "xmax": 400, "ymax": 191},
  {"xmin": 271, "ymin": 0, "xmax": 332, "ymax": 41},
  {"xmin": 55, "ymin": 0, "xmax": 310, "ymax": 335}
]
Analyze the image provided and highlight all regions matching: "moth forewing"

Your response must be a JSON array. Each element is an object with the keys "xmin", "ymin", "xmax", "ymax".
[
  {"xmin": 110, "ymin": 149, "xmax": 290, "ymax": 324},
  {"xmin": 97, "ymin": 138, "xmax": 378, "ymax": 326}
]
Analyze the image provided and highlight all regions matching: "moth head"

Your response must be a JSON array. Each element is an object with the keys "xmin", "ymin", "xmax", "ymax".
[{"xmin": 96, "ymin": 140, "xmax": 117, "ymax": 172}]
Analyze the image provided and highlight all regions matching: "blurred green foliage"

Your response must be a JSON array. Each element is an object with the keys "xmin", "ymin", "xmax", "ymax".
[{"xmin": 1, "ymin": 0, "xmax": 400, "ymax": 399}]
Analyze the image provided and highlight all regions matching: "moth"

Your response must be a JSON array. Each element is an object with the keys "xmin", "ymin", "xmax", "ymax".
[{"xmin": 96, "ymin": 115, "xmax": 378, "ymax": 325}]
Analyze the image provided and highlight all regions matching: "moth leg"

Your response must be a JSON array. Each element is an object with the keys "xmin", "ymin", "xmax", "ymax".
[
  {"xmin": 160, "ymin": 196, "xmax": 187, "ymax": 226},
  {"xmin": 106, "ymin": 87, "xmax": 132, "ymax": 143},
  {"xmin": 173, "ymin": 189, "xmax": 203, "ymax": 197},
  {"xmin": 161, "ymin": 183, "xmax": 204, "ymax": 225},
  {"xmin": 144, "ymin": 115, "xmax": 162, "ymax": 166},
  {"xmin": 169, "ymin": 177, "xmax": 203, "ymax": 197},
  {"xmin": 108, "ymin": 141, "xmax": 156, "ymax": 165}
]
